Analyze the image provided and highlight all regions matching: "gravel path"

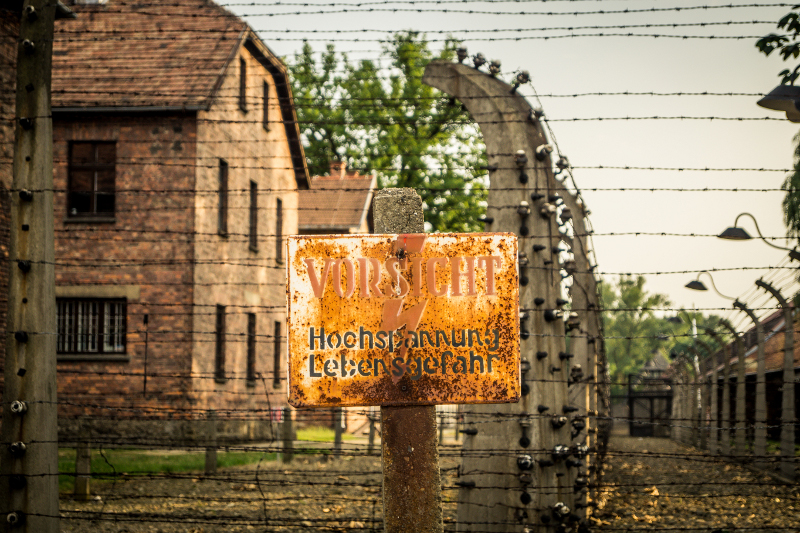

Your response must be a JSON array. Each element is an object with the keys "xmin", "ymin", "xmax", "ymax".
[{"xmin": 593, "ymin": 431, "xmax": 800, "ymax": 533}]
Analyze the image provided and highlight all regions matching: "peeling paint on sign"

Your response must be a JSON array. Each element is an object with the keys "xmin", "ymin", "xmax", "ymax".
[{"xmin": 287, "ymin": 233, "xmax": 520, "ymax": 407}]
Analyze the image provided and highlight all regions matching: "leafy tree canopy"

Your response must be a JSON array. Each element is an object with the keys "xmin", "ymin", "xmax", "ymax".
[
  {"xmin": 288, "ymin": 32, "xmax": 487, "ymax": 233},
  {"xmin": 756, "ymin": 6, "xmax": 800, "ymax": 85},
  {"xmin": 756, "ymin": 9, "xmax": 800, "ymax": 244},
  {"xmin": 601, "ymin": 275, "xmax": 722, "ymax": 395}
]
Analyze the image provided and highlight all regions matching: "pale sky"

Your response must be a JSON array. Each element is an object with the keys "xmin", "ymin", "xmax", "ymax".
[{"xmin": 220, "ymin": 0, "xmax": 799, "ymax": 330}]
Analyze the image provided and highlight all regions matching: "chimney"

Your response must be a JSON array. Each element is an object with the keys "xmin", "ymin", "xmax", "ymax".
[{"xmin": 329, "ymin": 160, "xmax": 346, "ymax": 178}]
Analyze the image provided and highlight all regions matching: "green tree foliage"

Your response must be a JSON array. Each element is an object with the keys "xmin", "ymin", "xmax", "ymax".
[
  {"xmin": 781, "ymin": 132, "xmax": 800, "ymax": 244},
  {"xmin": 602, "ymin": 275, "xmax": 672, "ymax": 395},
  {"xmin": 756, "ymin": 6, "xmax": 800, "ymax": 85},
  {"xmin": 757, "ymin": 7, "xmax": 800, "ymax": 244},
  {"xmin": 289, "ymin": 33, "xmax": 487, "ymax": 233},
  {"xmin": 601, "ymin": 275, "xmax": 723, "ymax": 395}
]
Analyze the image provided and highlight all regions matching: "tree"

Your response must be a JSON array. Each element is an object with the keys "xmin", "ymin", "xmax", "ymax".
[
  {"xmin": 601, "ymin": 275, "xmax": 725, "ymax": 395},
  {"xmin": 601, "ymin": 275, "xmax": 673, "ymax": 395},
  {"xmin": 757, "ymin": 7, "xmax": 800, "ymax": 244},
  {"xmin": 289, "ymin": 33, "xmax": 487, "ymax": 233},
  {"xmin": 756, "ymin": 6, "xmax": 800, "ymax": 85}
]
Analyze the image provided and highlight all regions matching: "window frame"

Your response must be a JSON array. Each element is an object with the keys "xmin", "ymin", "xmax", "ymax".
[
  {"xmin": 66, "ymin": 141, "xmax": 116, "ymax": 221},
  {"xmin": 275, "ymin": 197, "xmax": 283, "ymax": 264},
  {"xmin": 249, "ymin": 180, "xmax": 258, "ymax": 252},
  {"xmin": 218, "ymin": 159, "xmax": 228, "ymax": 237},
  {"xmin": 247, "ymin": 313, "xmax": 257, "ymax": 386},
  {"xmin": 56, "ymin": 297, "xmax": 127, "ymax": 360},
  {"xmin": 239, "ymin": 57, "xmax": 247, "ymax": 112},
  {"xmin": 215, "ymin": 305, "xmax": 226, "ymax": 383},
  {"xmin": 262, "ymin": 80, "xmax": 270, "ymax": 131},
  {"xmin": 273, "ymin": 320, "xmax": 282, "ymax": 388}
]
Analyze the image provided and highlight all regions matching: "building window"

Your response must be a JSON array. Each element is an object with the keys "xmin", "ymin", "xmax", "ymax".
[
  {"xmin": 57, "ymin": 298, "xmax": 126, "ymax": 354},
  {"xmin": 215, "ymin": 305, "xmax": 226, "ymax": 381},
  {"xmin": 262, "ymin": 80, "xmax": 270, "ymax": 130},
  {"xmin": 68, "ymin": 141, "xmax": 115, "ymax": 218},
  {"xmin": 273, "ymin": 321, "xmax": 282, "ymax": 388},
  {"xmin": 249, "ymin": 180, "xmax": 258, "ymax": 251},
  {"xmin": 247, "ymin": 313, "xmax": 257, "ymax": 385},
  {"xmin": 275, "ymin": 198, "xmax": 283, "ymax": 263},
  {"xmin": 239, "ymin": 57, "xmax": 247, "ymax": 112},
  {"xmin": 218, "ymin": 159, "xmax": 228, "ymax": 236}
]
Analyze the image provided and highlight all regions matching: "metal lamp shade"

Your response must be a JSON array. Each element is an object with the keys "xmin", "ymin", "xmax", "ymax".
[
  {"xmin": 718, "ymin": 226, "xmax": 751, "ymax": 240},
  {"xmin": 685, "ymin": 280, "xmax": 708, "ymax": 291},
  {"xmin": 757, "ymin": 85, "xmax": 800, "ymax": 123}
]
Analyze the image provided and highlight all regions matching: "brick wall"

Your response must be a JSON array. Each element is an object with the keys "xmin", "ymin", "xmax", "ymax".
[
  {"xmin": 191, "ymin": 41, "xmax": 298, "ymax": 433},
  {"xmin": 53, "ymin": 113, "xmax": 198, "ymax": 428}
]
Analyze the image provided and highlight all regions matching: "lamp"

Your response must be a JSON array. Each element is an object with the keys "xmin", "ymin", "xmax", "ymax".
[
  {"xmin": 718, "ymin": 212, "xmax": 800, "ymax": 262},
  {"xmin": 685, "ymin": 271, "xmax": 736, "ymax": 300},
  {"xmin": 757, "ymin": 84, "xmax": 800, "ymax": 123}
]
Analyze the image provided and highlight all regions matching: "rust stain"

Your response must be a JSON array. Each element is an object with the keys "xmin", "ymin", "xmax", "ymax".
[{"xmin": 286, "ymin": 233, "xmax": 520, "ymax": 407}]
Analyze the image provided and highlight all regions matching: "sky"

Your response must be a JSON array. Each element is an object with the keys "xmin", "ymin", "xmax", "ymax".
[{"xmin": 220, "ymin": 0, "xmax": 799, "ymax": 330}]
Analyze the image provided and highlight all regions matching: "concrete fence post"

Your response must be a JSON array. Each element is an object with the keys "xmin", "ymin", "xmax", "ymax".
[
  {"xmin": 374, "ymin": 188, "xmax": 443, "ymax": 533},
  {"xmin": 282, "ymin": 406, "xmax": 294, "ymax": 464},
  {"xmin": 74, "ymin": 424, "xmax": 91, "ymax": 501},
  {"xmin": 204, "ymin": 409, "xmax": 217, "ymax": 475},
  {"xmin": 333, "ymin": 407, "xmax": 343, "ymax": 458}
]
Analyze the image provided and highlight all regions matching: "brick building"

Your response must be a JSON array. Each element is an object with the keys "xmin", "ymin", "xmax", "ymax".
[
  {"xmin": 297, "ymin": 161, "xmax": 376, "ymax": 433},
  {"xmin": 44, "ymin": 0, "xmax": 308, "ymax": 442}
]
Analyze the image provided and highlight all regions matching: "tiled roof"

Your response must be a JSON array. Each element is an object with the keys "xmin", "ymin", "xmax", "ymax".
[
  {"xmin": 52, "ymin": 0, "xmax": 245, "ymax": 109},
  {"xmin": 699, "ymin": 308, "xmax": 800, "ymax": 377},
  {"xmin": 299, "ymin": 162, "xmax": 376, "ymax": 232},
  {"xmin": 50, "ymin": 0, "xmax": 310, "ymax": 189}
]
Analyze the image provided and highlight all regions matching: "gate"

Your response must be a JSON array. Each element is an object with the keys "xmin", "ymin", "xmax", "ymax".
[{"xmin": 628, "ymin": 371, "xmax": 673, "ymax": 437}]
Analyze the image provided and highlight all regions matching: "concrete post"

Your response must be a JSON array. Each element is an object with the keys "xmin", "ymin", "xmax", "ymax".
[
  {"xmin": 735, "ymin": 300, "xmax": 767, "ymax": 468},
  {"xmin": 697, "ymin": 339, "xmax": 718, "ymax": 455},
  {"xmin": 423, "ymin": 61, "xmax": 575, "ymax": 531},
  {"xmin": 374, "ymin": 188, "xmax": 443, "ymax": 533},
  {"xmin": 74, "ymin": 424, "xmax": 91, "ymax": 501},
  {"xmin": 0, "ymin": 2, "xmax": 61, "ymax": 531},
  {"xmin": 756, "ymin": 279, "xmax": 796, "ymax": 481},
  {"xmin": 717, "ymin": 319, "xmax": 747, "ymax": 457},
  {"xmin": 333, "ymin": 407, "xmax": 343, "ymax": 458},
  {"xmin": 367, "ymin": 410, "xmax": 377, "ymax": 456},
  {"xmin": 204, "ymin": 410, "xmax": 217, "ymax": 475},
  {"xmin": 282, "ymin": 406, "xmax": 294, "ymax": 463}
]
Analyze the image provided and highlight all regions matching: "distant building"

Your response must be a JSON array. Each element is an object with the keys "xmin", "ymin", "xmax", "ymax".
[
  {"xmin": 297, "ymin": 161, "xmax": 376, "ymax": 434},
  {"xmin": 298, "ymin": 161, "xmax": 376, "ymax": 235},
  {"xmin": 33, "ymin": 0, "xmax": 308, "ymax": 442}
]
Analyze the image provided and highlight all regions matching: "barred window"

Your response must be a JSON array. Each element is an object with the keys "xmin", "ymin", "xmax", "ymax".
[{"xmin": 57, "ymin": 298, "xmax": 126, "ymax": 354}]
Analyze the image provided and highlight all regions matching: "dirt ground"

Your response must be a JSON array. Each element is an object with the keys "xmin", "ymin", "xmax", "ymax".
[
  {"xmin": 594, "ymin": 430, "xmax": 800, "ymax": 533},
  {"xmin": 60, "ymin": 444, "xmax": 461, "ymax": 532},
  {"xmin": 61, "ymin": 432, "xmax": 800, "ymax": 532}
]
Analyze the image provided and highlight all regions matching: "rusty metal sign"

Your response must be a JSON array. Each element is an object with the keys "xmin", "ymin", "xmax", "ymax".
[{"xmin": 286, "ymin": 233, "xmax": 520, "ymax": 407}]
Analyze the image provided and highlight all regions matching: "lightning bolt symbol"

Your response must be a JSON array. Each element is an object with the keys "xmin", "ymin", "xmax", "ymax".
[{"xmin": 380, "ymin": 234, "xmax": 427, "ymax": 384}]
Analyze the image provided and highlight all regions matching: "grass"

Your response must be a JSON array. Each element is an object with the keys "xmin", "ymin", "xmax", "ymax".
[
  {"xmin": 58, "ymin": 448, "xmax": 276, "ymax": 493},
  {"xmin": 296, "ymin": 426, "xmax": 357, "ymax": 442}
]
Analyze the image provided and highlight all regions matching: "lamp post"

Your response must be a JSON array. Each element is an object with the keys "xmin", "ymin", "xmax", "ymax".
[
  {"xmin": 755, "ymin": 279, "xmax": 796, "ymax": 482},
  {"xmin": 757, "ymin": 84, "xmax": 800, "ymax": 123},
  {"xmin": 715, "ymin": 319, "xmax": 747, "ymax": 458},
  {"xmin": 717, "ymin": 212, "xmax": 800, "ymax": 262},
  {"xmin": 701, "ymin": 326, "xmax": 733, "ymax": 457},
  {"xmin": 696, "ymin": 338, "xmax": 720, "ymax": 455},
  {"xmin": 734, "ymin": 300, "xmax": 768, "ymax": 469}
]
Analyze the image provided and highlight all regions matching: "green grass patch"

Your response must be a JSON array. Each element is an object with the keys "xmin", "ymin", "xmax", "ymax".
[
  {"xmin": 58, "ymin": 448, "xmax": 276, "ymax": 493},
  {"xmin": 296, "ymin": 426, "xmax": 356, "ymax": 442}
]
